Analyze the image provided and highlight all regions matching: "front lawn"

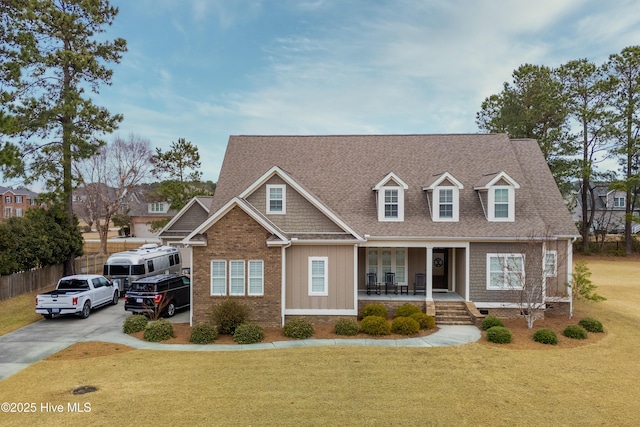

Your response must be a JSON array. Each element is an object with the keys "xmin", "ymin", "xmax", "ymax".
[{"xmin": 0, "ymin": 256, "xmax": 638, "ymax": 426}]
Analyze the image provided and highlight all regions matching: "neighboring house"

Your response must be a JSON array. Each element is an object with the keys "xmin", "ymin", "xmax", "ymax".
[
  {"xmin": 183, "ymin": 134, "xmax": 578, "ymax": 327},
  {"xmin": 0, "ymin": 186, "xmax": 38, "ymax": 219},
  {"xmin": 126, "ymin": 189, "xmax": 177, "ymax": 238},
  {"xmin": 158, "ymin": 196, "xmax": 215, "ymax": 268},
  {"xmin": 572, "ymin": 183, "xmax": 640, "ymax": 234}
]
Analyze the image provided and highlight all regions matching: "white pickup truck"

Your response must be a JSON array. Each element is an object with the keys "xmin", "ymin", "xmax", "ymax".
[{"xmin": 35, "ymin": 274, "xmax": 119, "ymax": 319}]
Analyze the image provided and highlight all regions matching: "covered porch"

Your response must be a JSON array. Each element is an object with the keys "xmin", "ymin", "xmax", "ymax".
[{"xmin": 356, "ymin": 243, "xmax": 470, "ymax": 302}]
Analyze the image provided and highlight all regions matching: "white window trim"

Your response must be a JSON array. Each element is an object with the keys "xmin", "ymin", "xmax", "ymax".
[
  {"xmin": 486, "ymin": 253, "xmax": 525, "ymax": 290},
  {"xmin": 433, "ymin": 186, "xmax": 459, "ymax": 222},
  {"xmin": 378, "ymin": 187, "xmax": 405, "ymax": 222},
  {"xmin": 229, "ymin": 260, "xmax": 245, "ymax": 295},
  {"xmin": 544, "ymin": 250, "xmax": 557, "ymax": 277},
  {"xmin": 308, "ymin": 256, "xmax": 328, "ymax": 296},
  {"xmin": 248, "ymin": 260, "xmax": 264, "ymax": 296},
  {"xmin": 614, "ymin": 196, "xmax": 625, "ymax": 208},
  {"xmin": 210, "ymin": 260, "xmax": 227, "ymax": 296},
  {"xmin": 488, "ymin": 186, "xmax": 515, "ymax": 222},
  {"xmin": 266, "ymin": 184, "xmax": 286, "ymax": 214}
]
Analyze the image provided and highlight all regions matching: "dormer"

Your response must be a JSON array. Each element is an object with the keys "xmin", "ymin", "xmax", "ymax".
[
  {"xmin": 373, "ymin": 172, "xmax": 408, "ymax": 222},
  {"xmin": 423, "ymin": 172, "xmax": 464, "ymax": 222},
  {"xmin": 474, "ymin": 172, "xmax": 520, "ymax": 222}
]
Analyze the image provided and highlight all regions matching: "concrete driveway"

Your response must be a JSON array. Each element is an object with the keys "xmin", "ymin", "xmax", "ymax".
[{"xmin": 0, "ymin": 301, "xmax": 188, "ymax": 381}]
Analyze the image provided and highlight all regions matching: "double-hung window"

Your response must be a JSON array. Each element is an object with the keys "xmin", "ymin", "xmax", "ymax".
[
  {"xmin": 211, "ymin": 259, "xmax": 264, "ymax": 296},
  {"xmin": 248, "ymin": 260, "xmax": 264, "ymax": 296},
  {"xmin": 384, "ymin": 189, "xmax": 399, "ymax": 219},
  {"xmin": 308, "ymin": 256, "xmax": 328, "ymax": 296},
  {"xmin": 544, "ymin": 251, "xmax": 557, "ymax": 277},
  {"xmin": 210, "ymin": 260, "xmax": 227, "ymax": 295},
  {"xmin": 487, "ymin": 254, "xmax": 524, "ymax": 290},
  {"xmin": 438, "ymin": 188, "xmax": 454, "ymax": 219},
  {"xmin": 229, "ymin": 261, "xmax": 245, "ymax": 295},
  {"xmin": 494, "ymin": 188, "xmax": 509, "ymax": 219},
  {"xmin": 267, "ymin": 184, "xmax": 286, "ymax": 214}
]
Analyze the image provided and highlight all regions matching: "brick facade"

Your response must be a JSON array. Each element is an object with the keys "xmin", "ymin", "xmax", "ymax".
[{"xmin": 192, "ymin": 206, "xmax": 283, "ymax": 327}]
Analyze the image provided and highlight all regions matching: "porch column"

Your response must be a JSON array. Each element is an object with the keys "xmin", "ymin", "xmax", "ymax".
[{"xmin": 426, "ymin": 246, "xmax": 433, "ymax": 301}]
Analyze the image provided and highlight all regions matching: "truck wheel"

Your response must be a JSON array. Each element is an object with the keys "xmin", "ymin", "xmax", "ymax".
[
  {"xmin": 79, "ymin": 301, "xmax": 91, "ymax": 319},
  {"xmin": 165, "ymin": 301, "xmax": 176, "ymax": 317},
  {"xmin": 111, "ymin": 291, "xmax": 119, "ymax": 305}
]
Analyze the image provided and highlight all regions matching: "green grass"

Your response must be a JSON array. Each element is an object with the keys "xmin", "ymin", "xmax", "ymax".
[
  {"xmin": 0, "ymin": 257, "xmax": 638, "ymax": 426},
  {"xmin": 0, "ymin": 289, "xmax": 47, "ymax": 336}
]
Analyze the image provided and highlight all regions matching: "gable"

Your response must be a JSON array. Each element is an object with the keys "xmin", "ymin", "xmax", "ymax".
[
  {"xmin": 167, "ymin": 203, "xmax": 209, "ymax": 232},
  {"xmin": 246, "ymin": 175, "xmax": 344, "ymax": 233}
]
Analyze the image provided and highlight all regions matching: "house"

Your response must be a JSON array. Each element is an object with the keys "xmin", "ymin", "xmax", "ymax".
[
  {"xmin": 158, "ymin": 196, "xmax": 215, "ymax": 268},
  {"xmin": 183, "ymin": 134, "xmax": 579, "ymax": 327},
  {"xmin": 571, "ymin": 183, "xmax": 640, "ymax": 235},
  {"xmin": 123, "ymin": 185, "xmax": 177, "ymax": 238},
  {"xmin": 0, "ymin": 186, "xmax": 39, "ymax": 219}
]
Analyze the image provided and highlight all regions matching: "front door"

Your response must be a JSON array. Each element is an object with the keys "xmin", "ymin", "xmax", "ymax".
[{"xmin": 432, "ymin": 249, "xmax": 448, "ymax": 290}]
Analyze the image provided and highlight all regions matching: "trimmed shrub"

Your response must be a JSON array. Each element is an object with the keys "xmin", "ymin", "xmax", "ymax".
[
  {"xmin": 361, "ymin": 303, "xmax": 388, "ymax": 319},
  {"xmin": 481, "ymin": 316, "xmax": 504, "ymax": 331},
  {"xmin": 123, "ymin": 314, "xmax": 148, "ymax": 334},
  {"xmin": 410, "ymin": 312, "xmax": 436, "ymax": 330},
  {"xmin": 143, "ymin": 319, "xmax": 175, "ymax": 342},
  {"xmin": 533, "ymin": 328, "xmax": 558, "ymax": 345},
  {"xmin": 579, "ymin": 317, "xmax": 604, "ymax": 333},
  {"xmin": 391, "ymin": 317, "xmax": 420, "ymax": 335},
  {"xmin": 563, "ymin": 324, "xmax": 588, "ymax": 340},
  {"xmin": 334, "ymin": 318, "xmax": 359, "ymax": 336},
  {"xmin": 486, "ymin": 326, "xmax": 512, "ymax": 344},
  {"xmin": 283, "ymin": 318, "xmax": 314, "ymax": 339},
  {"xmin": 233, "ymin": 323, "xmax": 264, "ymax": 344},
  {"xmin": 360, "ymin": 315, "xmax": 391, "ymax": 336},
  {"xmin": 394, "ymin": 304, "xmax": 422, "ymax": 318},
  {"xmin": 189, "ymin": 323, "xmax": 218, "ymax": 344},
  {"xmin": 211, "ymin": 299, "xmax": 249, "ymax": 335}
]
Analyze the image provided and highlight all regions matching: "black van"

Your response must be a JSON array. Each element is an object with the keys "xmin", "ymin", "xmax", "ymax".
[{"xmin": 124, "ymin": 274, "xmax": 190, "ymax": 317}]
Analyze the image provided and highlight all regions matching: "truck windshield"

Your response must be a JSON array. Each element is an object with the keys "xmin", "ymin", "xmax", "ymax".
[{"xmin": 58, "ymin": 279, "xmax": 90, "ymax": 290}]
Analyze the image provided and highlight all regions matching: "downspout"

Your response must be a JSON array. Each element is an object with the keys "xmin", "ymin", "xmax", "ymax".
[
  {"xmin": 568, "ymin": 237, "xmax": 575, "ymax": 319},
  {"xmin": 281, "ymin": 241, "xmax": 292, "ymax": 327}
]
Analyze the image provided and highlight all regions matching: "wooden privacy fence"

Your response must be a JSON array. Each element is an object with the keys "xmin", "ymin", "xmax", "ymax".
[
  {"xmin": 82, "ymin": 239, "xmax": 159, "ymax": 255},
  {"xmin": 0, "ymin": 264, "xmax": 63, "ymax": 301},
  {"xmin": 0, "ymin": 254, "xmax": 110, "ymax": 301}
]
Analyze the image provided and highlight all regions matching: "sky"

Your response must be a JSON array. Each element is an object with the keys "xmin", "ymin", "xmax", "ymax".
[{"xmin": 91, "ymin": 0, "xmax": 640, "ymax": 183}]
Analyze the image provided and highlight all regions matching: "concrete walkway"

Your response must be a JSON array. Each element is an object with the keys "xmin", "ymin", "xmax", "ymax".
[
  {"xmin": 92, "ymin": 324, "xmax": 481, "ymax": 352},
  {"xmin": 0, "ymin": 305, "xmax": 480, "ymax": 381}
]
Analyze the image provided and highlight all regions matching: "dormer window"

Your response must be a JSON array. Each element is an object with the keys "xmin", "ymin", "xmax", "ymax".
[
  {"xmin": 267, "ymin": 184, "xmax": 286, "ymax": 214},
  {"xmin": 423, "ymin": 172, "xmax": 463, "ymax": 222},
  {"xmin": 438, "ymin": 188, "xmax": 454, "ymax": 218},
  {"xmin": 373, "ymin": 173, "xmax": 408, "ymax": 222},
  {"xmin": 384, "ymin": 189, "xmax": 399, "ymax": 219},
  {"xmin": 474, "ymin": 172, "xmax": 520, "ymax": 222},
  {"xmin": 493, "ymin": 188, "xmax": 510, "ymax": 218}
]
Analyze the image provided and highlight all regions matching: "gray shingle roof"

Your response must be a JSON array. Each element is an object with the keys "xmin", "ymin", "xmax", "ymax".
[{"xmin": 211, "ymin": 134, "xmax": 578, "ymax": 239}]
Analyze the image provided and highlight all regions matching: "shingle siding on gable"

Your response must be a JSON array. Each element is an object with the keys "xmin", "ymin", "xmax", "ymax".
[
  {"xmin": 246, "ymin": 175, "xmax": 344, "ymax": 233},
  {"xmin": 168, "ymin": 204, "xmax": 209, "ymax": 232}
]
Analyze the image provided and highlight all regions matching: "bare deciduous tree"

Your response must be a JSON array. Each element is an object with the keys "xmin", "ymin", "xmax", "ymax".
[
  {"xmin": 495, "ymin": 231, "xmax": 570, "ymax": 329},
  {"xmin": 73, "ymin": 134, "xmax": 153, "ymax": 253}
]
